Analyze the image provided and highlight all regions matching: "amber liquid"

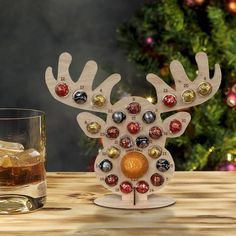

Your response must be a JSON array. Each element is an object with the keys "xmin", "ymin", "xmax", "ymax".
[
  {"xmin": 0, "ymin": 161, "xmax": 46, "ymax": 214},
  {"xmin": 0, "ymin": 162, "xmax": 45, "ymax": 186}
]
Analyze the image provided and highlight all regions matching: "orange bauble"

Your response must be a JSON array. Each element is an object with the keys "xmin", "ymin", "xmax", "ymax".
[{"xmin": 121, "ymin": 151, "xmax": 149, "ymax": 179}]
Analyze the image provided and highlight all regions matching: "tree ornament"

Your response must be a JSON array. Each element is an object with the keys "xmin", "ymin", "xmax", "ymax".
[
  {"xmin": 55, "ymin": 83, "xmax": 69, "ymax": 97},
  {"xmin": 184, "ymin": 0, "xmax": 205, "ymax": 7},
  {"xmin": 226, "ymin": 0, "xmax": 236, "ymax": 15},
  {"xmin": 216, "ymin": 161, "xmax": 236, "ymax": 171},
  {"xmin": 145, "ymin": 36, "xmax": 154, "ymax": 46},
  {"xmin": 225, "ymin": 84, "xmax": 236, "ymax": 107}
]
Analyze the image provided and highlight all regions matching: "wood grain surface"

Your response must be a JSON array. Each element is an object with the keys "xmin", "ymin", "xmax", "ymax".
[{"xmin": 0, "ymin": 172, "xmax": 236, "ymax": 236}]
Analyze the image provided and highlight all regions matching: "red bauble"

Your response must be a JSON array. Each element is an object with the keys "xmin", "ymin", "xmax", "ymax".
[
  {"xmin": 55, "ymin": 83, "xmax": 69, "ymax": 97},
  {"xmin": 127, "ymin": 122, "xmax": 141, "ymax": 134},
  {"xmin": 106, "ymin": 127, "xmax": 119, "ymax": 139},
  {"xmin": 126, "ymin": 102, "xmax": 141, "ymax": 114},
  {"xmin": 149, "ymin": 126, "xmax": 162, "ymax": 139},
  {"xmin": 120, "ymin": 181, "xmax": 133, "ymax": 193},
  {"xmin": 169, "ymin": 119, "xmax": 182, "ymax": 134},
  {"xmin": 162, "ymin": 94, "xmax": 177, "ymax": 107},
  {"xmin": 150, "ymin": 173, "xmax": 164, "ymax": 187},
  {"xmin": 105, "ymin": 174, "xmax": 119, "ymax": 187},
  {"xmin": 136, "ymin": 181, "xmax": 149, "ymax": 193},
  {"xmin": 216, "ymin": 161, "xmax": 236, "ymax": 171},
  {"xmin": 226, "ymin": 91, "xmax": 236, "ymax": 107}
]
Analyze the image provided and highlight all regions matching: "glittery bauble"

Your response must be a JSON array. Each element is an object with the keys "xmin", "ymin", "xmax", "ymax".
[
  {"xmin": 120, "ymin": 181, "xmax": 133, "ymax": 194},
  {"xmin": 86, "ymin": 122, "xmax": 101, "ymax": 134},
  {"xmin": 99, "ymin": 159, "xmax": 113, "ymax": 172},
  {"xmin": 127, "ymin": 122, "xmax": 141, "ymax": 134},
  {"xmin": 107, "ymin": 146, "xmax": 120, "ymax": 159},
  {"xmin": 156, "ymin": 159, "xmax": 170, "ymax": 172},
  {"xmin": 136, "ymin": 136, "xmax": 149, "ymax": 148},
  {"xmin": 92, "ymin": 94, "xmax": 106, "ymax": 107},
  {"xmin": 162, "ymin": 94, "xmax": 177, "ymax": 107},
  {"xmin": 73, "ymin": 90, "xmax": 87, "ymax": 104},
  {"xmin": 121, "ymin": 151, "xmax": 149, "ymax": 179},
  {"xmin": 142, "ymin": 111, "xmax": 156, "ymax": 124},
  {"xmin": 216, "ymin": 161, "xmax": 236, "ymax": 171},
  {"xmin": 150, "ymin": 173, "xmax": 164, "ymax": 186},
  {"xmin": 148, "ymin": 146, "xmax": 162, "ymax": 159},
  {"xmin": 181, "ymin": 89, "xmax": 196, "ymax": 103},
  {"xmin": 126, "ymin": 102, "xmax": 141, "ymax": 114},
  {"xmin": 112, "ymin": 111, "xmax": 126, "ymax": 124},
  {"xmin": 197, "ymin": 82, "xmax": 212, "ymax": 96},
  {"xmin": 226, "ymin": 92, "xmax": 236, "ymax": 107},
  {"xmin": 149, "ymin": 126, "xmax": 162, "ymax": 139},
  {"xmin": 120, "ymin": 136, "xmax": 133, "ymax": 149},
  {"xmin": 169, "ymin": 119, "xmax": 182, "ymax": 134},
  {"xmin": 105, "ymin": 174, "xmax": 119, "ymax": 186},
  {"xmin": 136, "ymin": 180, "xmax": 149, "ymax": 194},
  {"xmin": 55, "ymin": 83, "xmax": 69, "ymax": 97},
  {"xmin": 106, "ymin": 127, "xmax": 119, "ymax": 139}
]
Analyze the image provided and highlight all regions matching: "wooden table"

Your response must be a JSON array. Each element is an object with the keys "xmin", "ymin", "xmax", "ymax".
[{"xmin": 0, "ymin": 172, "xmax": 236, "ymax": 236}]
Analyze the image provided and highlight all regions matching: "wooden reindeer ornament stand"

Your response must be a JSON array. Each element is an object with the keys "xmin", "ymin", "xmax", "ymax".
[{"xmin": 45, "ymin": 52, "xmax": 221, "ymax": 209}]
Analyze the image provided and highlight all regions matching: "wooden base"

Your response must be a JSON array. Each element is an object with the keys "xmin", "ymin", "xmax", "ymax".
[{"xmin": 94, "ymin": 194, "xmax": 175, "ymax": 209}]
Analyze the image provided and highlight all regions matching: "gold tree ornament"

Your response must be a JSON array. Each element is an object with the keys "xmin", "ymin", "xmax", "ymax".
[{"xmin": 45, "ymin": 52, "xmax": 221, "ymax": 209}]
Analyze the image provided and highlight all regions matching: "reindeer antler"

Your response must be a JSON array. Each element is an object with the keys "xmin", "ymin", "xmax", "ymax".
[
  {"xmin": 146, "ymin": 52, "xmax": 221, "ymax": 113},
  {"xmin": 45, "ymin": 52, "xmax": 121, "ymax": 113}
]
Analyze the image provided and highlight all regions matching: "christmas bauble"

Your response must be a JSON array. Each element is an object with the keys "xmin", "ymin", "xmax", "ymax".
[
  {"xmin": 106, "ymin": 127, "xmax": 119, "ymax": 139},
  {"xmin": 162, "ymin": 94, "xmax": 177, "ymax": 107},
  {"xmin": 156, "ymin": 158, "xmax": 170, "ymax": 172},
  {"xmin": 136, "ymin": 136, "xmax": 149, "ymax": 148},
  {"xmin": 145, "ymin": 36, "xmax": 154, "ymax": 45},
  {"xmin": 169, "ymin": 119, "xmax": 182, "ymax": 134},
  {"xmin": 136, "ymin": 180, "xmax": 149, "ymax": 193},
  {"xmin": 106, "ymin": 146, "xmax": 120, "ymax": 159},
  {"xmin": 86, "ymin": 122, "xmax": 101, "ymax": 134},
  {"xmin": 112, "ymin": 111, "xmax": 126, "ymax": 123},
  {"xmin": 150, "ymin": 173, "xmax": 164, "ymax": 186},
  {"xmin": 142, "ymin": 111, "xmax": 156, "ymax": 124},
  {"xmin": 216, "ymin": 161, "xmax": 236, "ymax": 171},
  {"xmin": 126, "ymin": 102, "xmax": 141, "ymax": 114},
  {"xmin": 121, "ymin": 151, "xmax": 149, "ymax": 179},
  {"xmin": 55, "ymin": 83, "xmax": 69, "ymax": 97},
  {"xmin": 120, "ymin": 181, "xmax": 133, "ymax": 194},
  {"xmin": 148, "ymin": 146, "xmax": 162, "ymax": 159},
  {"xmin": 226, "ymin": 91, "xmax": 236, "ymax": 107},
  {"xmin": 92, "ymin": 94, "xmax": 106, "ymax": 107},
  {"xmin": 181, "ymin": 89, "xmax": 196, "ymax": 103},
  {"xmin": 149, "ymin": 126, "xmax": 162, "ymax": 139},
  {"xmin": 127, "ymin": 122, "xmax": 141, "ymax": 134},
  {"xmin": 105, "ymin": 174, "xmax": 119, "ymax": 186},
  {"xmin": 99, "ymin": 159, "xmax": 113, "ymax": 172},
  {"xmin": 197, "ymin": 82, "xmax": 212, "ymax": 96},
  {"xmin": 120, "ymin": 136, "xmax": 133, "ymax": 148},
  {"xmin": 73, "ymin": 90, "xmax": 87, "ymax": 104}
]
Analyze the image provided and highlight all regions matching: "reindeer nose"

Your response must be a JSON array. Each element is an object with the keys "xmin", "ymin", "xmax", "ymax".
[{"xmin": 121, "ymin": 151, "xmax": 149, "ymax": 179}]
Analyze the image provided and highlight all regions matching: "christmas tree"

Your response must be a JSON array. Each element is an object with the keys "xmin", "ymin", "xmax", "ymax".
[{"xmin": 116, "ymin": 0, "xmax": 236, "ymax": 171}]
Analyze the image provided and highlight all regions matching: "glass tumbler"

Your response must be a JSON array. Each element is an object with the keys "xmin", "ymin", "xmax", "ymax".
[{"xmin": 0, "ymin": 108, "xmax": 46, "ymax": 214}]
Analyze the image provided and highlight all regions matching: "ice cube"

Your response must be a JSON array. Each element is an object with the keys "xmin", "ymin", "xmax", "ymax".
[
  {"xmin": 0, "ymin": 140, "xmax": 24, "ymax": 152},
  {"xmin": 16, "ymin": 149, "xmax": 43, "ymax": 166},
  {"xmin": 0, "ymin": 155, "xmax": 14, "ymax": 168}
]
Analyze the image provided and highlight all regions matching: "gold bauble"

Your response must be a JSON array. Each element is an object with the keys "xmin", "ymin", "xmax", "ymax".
[
  {"xmin": 107, "ymin": 146, "xmax": 120, "ymax": 159},
  {"xmin": 92, "ymin": 94, "xmax": 106, "ymax": 107},
  {"xmin": 86, "ymin": 122, "xmax": 101, "ymax": 134},
  {"xmin": 197, "ymin": 82, "xmax": 212, "ymax": 96},
  {"xmin": 148, "ymin": 146, "xmax": 162, "ymax": 159},
  {"xmin": 181, "ymin": 89, "xmax": 196, "ymax": 103},
  {"xmin": 121, "ymin": 151, "xmax": 148, "ymax": 179}
]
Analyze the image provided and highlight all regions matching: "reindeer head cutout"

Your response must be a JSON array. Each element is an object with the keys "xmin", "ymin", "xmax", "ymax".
[{"xmin": 45, "ymin": 52, "xmax": 221, "ymax": 209}]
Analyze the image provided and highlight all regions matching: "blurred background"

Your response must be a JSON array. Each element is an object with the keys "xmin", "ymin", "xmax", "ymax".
[{"xmin": 0, "ymin": 0, "xmax": 236, "ymax": 171}]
